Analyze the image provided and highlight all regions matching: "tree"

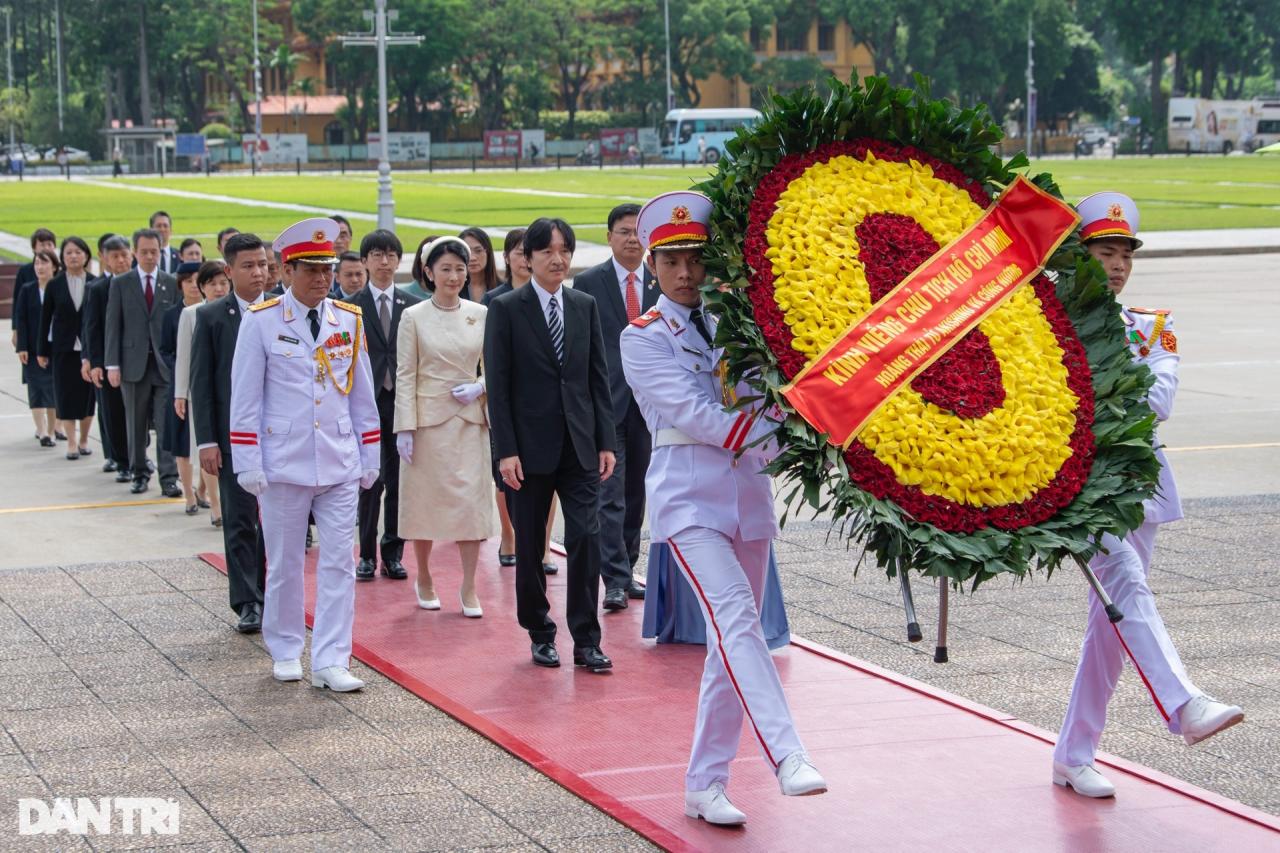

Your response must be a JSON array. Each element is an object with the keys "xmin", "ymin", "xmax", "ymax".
[
  {"xmin": 454, "ymin": 1, "xmax": 552, "ymax": 130},
  {"xmin": 1109, "ymin": 0, "xmax": 1200, "ymax": 147},
  {"xmin": 547, "ymin": 0, "xmax": 614, "ymax": 137}
]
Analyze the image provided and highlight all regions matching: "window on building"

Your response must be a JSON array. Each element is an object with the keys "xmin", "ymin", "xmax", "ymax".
[
  {"xmin": 818, "ymin": 21, "xmax": 835, "ymax": 52},
  {"xmin": 777, "ymin": 23, "xmax": 809, "ymax": 53},
  {"xmin": 324, "ymin": 121, "xmax": 346, "ymax": 146}
]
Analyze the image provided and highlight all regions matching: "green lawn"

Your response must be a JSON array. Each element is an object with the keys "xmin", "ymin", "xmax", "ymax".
[{"xmin": 1, "ymin": 158, "xmax": 1276, "ymax": 261}]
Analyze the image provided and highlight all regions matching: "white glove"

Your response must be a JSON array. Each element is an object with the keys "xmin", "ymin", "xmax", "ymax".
[
  {"xmin": 396, "ymin": 431, "xmax": 414, "ymax": 465},
  {"xmin": 451, "ymin": 382, "xmax": 484, "ymax": 405},
  {"xmin": 237, "ymin": 470, "xmax": 268, "ymax": 496},
  {"xmin": 359, "ymin": 468, "xmax": 379, "ymax": 490}
]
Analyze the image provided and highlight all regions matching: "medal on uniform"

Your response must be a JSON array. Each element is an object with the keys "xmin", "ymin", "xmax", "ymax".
[{"xmin": 314, "ymin": 316, "xmax": 364, "ymax": 395}]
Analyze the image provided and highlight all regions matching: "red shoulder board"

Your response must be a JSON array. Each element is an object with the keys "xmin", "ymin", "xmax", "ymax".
[
  {"xmin": 1127, "ymin": 306, "xmax": 1170, "ymax": 315},
  {"xmin": 631, "ymin": 307, "xmax": 663, "ymax": 328}
]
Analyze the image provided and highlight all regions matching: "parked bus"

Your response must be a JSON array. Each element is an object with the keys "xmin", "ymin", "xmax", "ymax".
[{"xmin": 661, "ymin": 108, "xmax": 763, "ymax": 163}]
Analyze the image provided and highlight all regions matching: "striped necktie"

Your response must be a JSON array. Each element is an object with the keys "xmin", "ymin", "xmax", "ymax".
[{"xmin": 547, "ymin": 293, "xmax": 564, "ymax": 364}]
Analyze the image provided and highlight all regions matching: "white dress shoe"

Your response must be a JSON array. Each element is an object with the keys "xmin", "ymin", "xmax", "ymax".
[
  {"xmin": 272, "ymin": 659, "xmax": 302, "ymax": 682},
  {"xmin": 416, "ymin": 587, "xmax": 441, "ymax": 610},
  {"xmin": 311, "ymin": 666, "xmax": 365, "ymax": 692},
  {"xmin": 776, "ymin": 750, "xmax": 827, "ymax": 796},
  {"xmin": 459, "ymin": 592, "xmax": 483, "ymax": 618},
  {"xmin": 684, "ymin": 782, "xmax": 746, "ymax": 826},
  {"xmin": 1052, "ymin": 761, "xmax": 1116, "ymax": 798},
  {"xmin": 1178, "ymin": 695, "xmax": 1244, "ymax": 745}
]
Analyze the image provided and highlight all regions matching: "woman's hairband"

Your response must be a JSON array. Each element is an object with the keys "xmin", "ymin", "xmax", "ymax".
[{"xmin": 420, "ymin": 236, "xmax": 471, "ymax": 267}]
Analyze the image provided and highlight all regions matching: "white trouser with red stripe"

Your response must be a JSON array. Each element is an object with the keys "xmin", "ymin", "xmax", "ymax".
[
  {"xmin": 259, "ymin": 480, "xmax": 359, "ymax": 672},
  {"xmin": 1054, "ymin": 523, "xmax": 1199, "ymax": 766},
  {"xmin": 669, "ymin": 526, "xmax": 804, "ymax": 790}
]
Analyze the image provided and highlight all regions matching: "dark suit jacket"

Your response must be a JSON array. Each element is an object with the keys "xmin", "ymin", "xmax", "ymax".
[
  {"xmin": 37, "ymin": 273, "xmax": 87, "ymax": 358},
  {"xmin": 189, "ymin": 293, "xmax": 242, "ymax": 456},
  {"xmin": 13, "ymin": 279, "xmax": 43, "ymax": 357},
  {"xmin": 105, "ymin": 267, "xmax": 177, "ymax": 382},
  {"xmin": 571, "ymin": 260, "xmax": 658, "ymax": 420},
  {"xmin": 484, "ymin": 282, "xmax": 615, "ymax": 474},
  {"xmin": 482, "ymin": 282, "xmax": 512, "ymax": 306},
  {"xmin": 81, "ymin": 275, "xmax": 112, "ymax": 370},
  {"xmin": 347, "ymin": 285, "xmax": 421, "ymax": 391},
  {"xmin": 10, "ymin": 263, "xmax": 36, "ymax": 331}
]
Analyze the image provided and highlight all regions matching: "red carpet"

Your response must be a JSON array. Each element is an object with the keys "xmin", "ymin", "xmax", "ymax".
[{"xmin": 200, "ymin": 544, "xmax": 1279, "ymax": 852}]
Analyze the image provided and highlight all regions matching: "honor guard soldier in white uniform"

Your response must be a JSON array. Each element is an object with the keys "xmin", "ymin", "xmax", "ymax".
[
  {"xmin": 620, "ymin": 191, "xmax": 826, "ymax": 827},
  {"xmin": 230, "ymin": 217, "xmax": 381, "ymax": 692},
  {"xmin": 1053, "ymin": 192, "xmax": 1244, "ymax": 797}
]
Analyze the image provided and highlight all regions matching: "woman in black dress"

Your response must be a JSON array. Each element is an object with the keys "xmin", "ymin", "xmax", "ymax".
[
  {"xmin": 14, "ymin": 250, "xmax": 58, "ymax": 446},
  {"xmin": 38, "ymin": 237, "xmax": 96, "ymax": 459}
]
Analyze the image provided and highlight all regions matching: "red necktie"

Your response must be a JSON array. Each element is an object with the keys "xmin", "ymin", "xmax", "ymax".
[
  {"xmin": 144, "ymin": 274, "xmax": 154, "ymax": 312},
  {"xmin": 624, "ymin": 272, "xmax": 640, "ymax": 321}
]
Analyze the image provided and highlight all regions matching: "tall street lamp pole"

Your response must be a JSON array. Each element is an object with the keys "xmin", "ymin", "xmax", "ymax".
[
  {"xmin": 253, "ymin": 0, "xmax": 263, "ymax": 170},
  {"xmin": 1025, "ymin": 17, "xmax": 1036, "ymax": 159},
  {"xmin": 54, "ymin": 0, "xmax": 64, "ymax": 135},
  {"xmin": 663, "ymin": 0, "xmax": 674, "ymax": 111},
  {"xmin": 341, "ymin": 0, "xmax": 421, "ymax": 231},
  {"xmin": 4, "ymin": 7, "xmax": 14, "ymax": 149}
]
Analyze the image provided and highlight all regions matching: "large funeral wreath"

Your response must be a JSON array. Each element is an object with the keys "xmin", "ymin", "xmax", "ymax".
[{"xmin": 697, "ymin": 76, "xmax": 1161, "ymax": 587}]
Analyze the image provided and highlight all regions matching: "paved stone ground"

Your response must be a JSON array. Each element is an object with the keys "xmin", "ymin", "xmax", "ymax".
[{"xmin": 0, "ymin": 558, "xmax": 655, "ymax": 852}]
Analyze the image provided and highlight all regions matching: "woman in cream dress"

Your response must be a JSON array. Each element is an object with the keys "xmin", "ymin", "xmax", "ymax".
[
  {"xmin": 395, "ymin": 237, "xmax": 497, "ymax": 617},
  {"xmin": 173, "ymin": 261, "xmax": 231, "ymax": 524}
]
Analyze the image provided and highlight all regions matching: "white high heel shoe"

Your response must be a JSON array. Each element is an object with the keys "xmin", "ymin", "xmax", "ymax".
[
  {"xmin": 460, "ymin": 591, "xmax": 483, "ymax": 618},
  {"xmin": 415, "ymin": 584, "xmax": 441, "ymax": 610}
]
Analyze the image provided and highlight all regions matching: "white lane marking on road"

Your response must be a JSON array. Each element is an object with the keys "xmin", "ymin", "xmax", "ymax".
[
  {"xmin": 79, "ymin": 179, "xmax": 610, "ymax": 247},
  {"xmin": 0, "ymin": 230, "xmax": 32, "ymax": 259},
  {"xmin": 80, "ymin": 178, "xmax": 473, "ymax": 231},
  {"xmin": 394, "ymin": 180, "xmax": 647, "ymax": 202}
]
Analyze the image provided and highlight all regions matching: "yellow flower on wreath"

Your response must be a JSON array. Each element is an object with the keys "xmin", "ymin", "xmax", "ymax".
[{"xmin": 765, "ymin": 152, "xmax": 1080, "ymax": 508}]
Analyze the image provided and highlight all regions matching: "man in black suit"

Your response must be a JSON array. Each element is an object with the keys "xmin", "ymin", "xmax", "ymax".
[
  {"xmin": 82, "ymin": 235, "xmax": 133, "ymax": 479},
  {"xmin": 149, "ymin": 211, "xmax": 182, "ymax": 275},
  {"xmin": 190, "ymin": 232, "xmax": 270, "ymax": 633},
  {"xmin": 349, "ymin": 231, "xmax": 419, "ymax": 580},
  {"xmin": 105, "ymin": 228, "xmax": 180, "ymax": 495},
  {"xmin": 570, "ymin": 203, "xmax": 659, "ymax": 610},
  {"xmin": 484, "ymin": 218, "xmax": 617, "ymax": 672}
]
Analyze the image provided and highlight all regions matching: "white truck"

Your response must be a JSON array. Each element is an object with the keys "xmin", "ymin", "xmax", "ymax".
[{"xmin": 1167, "ymin": 97, "xmax": 1280, "ymax": 153}]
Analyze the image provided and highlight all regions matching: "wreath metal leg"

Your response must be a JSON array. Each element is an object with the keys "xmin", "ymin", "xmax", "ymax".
[
  {"xmin": 934, "ymin": 581, "xmax": 949, "ymax": 663},
  {"xmin": 1075, "ymin": 555, "xmax": 1124, "ymax": 624},
  {"xmin": 899, "ymin": 570, "xmax": 923, "ymax": 642}
]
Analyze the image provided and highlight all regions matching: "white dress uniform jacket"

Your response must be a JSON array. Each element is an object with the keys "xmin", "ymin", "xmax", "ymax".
[
  {"xmin": 619, "ymin": 295, "xmax": 778, "ymax": 543},
  {"xmin": 1123, "ymin": 306, "xmax": 1182, "ymax": 523},
  {"xmin": 229, "ymin": 290, "xmax": 380, "ymax": 484}
]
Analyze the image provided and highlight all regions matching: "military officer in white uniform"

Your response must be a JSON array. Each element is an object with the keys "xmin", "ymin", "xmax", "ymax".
[
  {"xmin": 620, "ymin": 191, "xmax": 826, "ymax": 827},
  {"xmin": 230, "ymin": 217, "xmax": 381, "ymax": 692},
  {"xmin": 1053, "ymin": 192, "xmax": 1244, "ymax": 797}
]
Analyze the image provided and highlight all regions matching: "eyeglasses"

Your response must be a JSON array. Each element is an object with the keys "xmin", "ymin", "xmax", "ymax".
[{"xmin": 366, "ymin": 251, "xmax": 399, "ymax": 263}]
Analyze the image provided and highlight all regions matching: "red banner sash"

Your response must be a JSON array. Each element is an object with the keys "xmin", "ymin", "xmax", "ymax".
[{"xmin": 781, "ymin": 176, "xmax": 1080, "ymax": 447}]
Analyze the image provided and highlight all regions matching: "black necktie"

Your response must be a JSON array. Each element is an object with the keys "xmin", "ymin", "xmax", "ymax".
[
  {"xmin": 689, "ymin": 307, "xmax": 714, "ymax": 348},
  {"xmin": 307, "ymin": 308, "xmax": 320, "ymax": 341}
]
